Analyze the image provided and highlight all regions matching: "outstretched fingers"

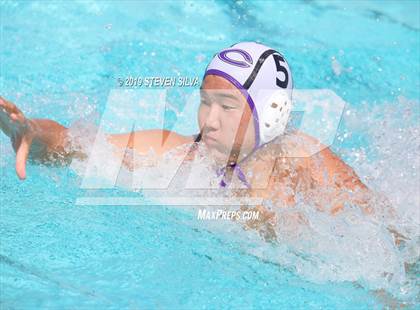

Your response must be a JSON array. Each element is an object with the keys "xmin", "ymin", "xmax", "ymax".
[{"xmin": 0, "ymin": 96, "xmax": 19, "ymax": 115}]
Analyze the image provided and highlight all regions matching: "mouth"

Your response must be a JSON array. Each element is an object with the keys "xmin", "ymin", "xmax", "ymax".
[
  {"xmin": 202, "ymin": 135, "xmax": 230, "ymax": 161},
  {"xmin": 203, "ymin": 135, "xmax": 218, "ymax": 145}
]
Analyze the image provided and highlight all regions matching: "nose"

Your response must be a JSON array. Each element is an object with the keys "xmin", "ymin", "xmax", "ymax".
[{"xmin": 204, "ymin": 103, "xmax": 221, "ymax": 131}]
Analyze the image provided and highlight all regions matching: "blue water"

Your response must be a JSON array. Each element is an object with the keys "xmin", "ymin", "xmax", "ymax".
[{"xmin": 1, "ymin": 1, "xmax": 419, "ymax": 309}]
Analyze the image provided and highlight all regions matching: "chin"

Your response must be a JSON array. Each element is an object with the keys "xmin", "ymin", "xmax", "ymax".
[{"xmin": 206, "ymin": 146, "xmax": 230, "ymax": 165}]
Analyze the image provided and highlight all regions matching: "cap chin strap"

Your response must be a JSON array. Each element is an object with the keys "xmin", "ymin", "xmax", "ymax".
[{"xmin": 217, "ymin": 161, "xmax": 251, "ymax": 189}]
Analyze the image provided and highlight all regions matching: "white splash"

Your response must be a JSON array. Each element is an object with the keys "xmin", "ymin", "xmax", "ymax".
[{"xmin": 67, "ymin": 96, "xmax": 419, "ymax": 305}]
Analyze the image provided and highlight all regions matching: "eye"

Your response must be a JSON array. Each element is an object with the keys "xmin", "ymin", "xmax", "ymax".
[{"xmin": 222, "ymin": 104, "xmax": 235, "ymax": 110}]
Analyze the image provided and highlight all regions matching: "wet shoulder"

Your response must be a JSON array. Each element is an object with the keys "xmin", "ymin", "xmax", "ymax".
[
  {"xmin": 243, "ymin": 130, "xmax": 326, "ymax": 184},
  {"xmin": 246, "ymin": 130, "xmax": 326, "ymax": 164},
  {"xmin": 280, "ymin": 130, "xmax": 326, "ymax": 158}
]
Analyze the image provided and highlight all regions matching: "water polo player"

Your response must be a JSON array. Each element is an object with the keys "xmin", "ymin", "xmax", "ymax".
[{"xmin": 0, "ymin": 42, "xmax": 372, "ymax": 220}]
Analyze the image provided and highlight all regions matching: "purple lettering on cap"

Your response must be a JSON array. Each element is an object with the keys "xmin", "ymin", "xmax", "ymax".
[{"xmin": 218, "ymin": 49, "xmax": 253, "ymax": 68}]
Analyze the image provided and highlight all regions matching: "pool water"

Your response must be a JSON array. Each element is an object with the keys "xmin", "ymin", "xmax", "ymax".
[{"xmin": 1, "ymin": 1, "xmax": 419, "ymax": 309}]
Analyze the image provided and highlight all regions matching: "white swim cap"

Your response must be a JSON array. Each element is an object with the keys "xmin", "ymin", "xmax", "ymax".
[{"xmin": 203, "ymin": 42, "xmax": 293, "ymax": 149}]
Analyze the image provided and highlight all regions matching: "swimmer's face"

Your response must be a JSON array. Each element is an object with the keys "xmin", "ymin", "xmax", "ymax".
[{"xmin": 198, "ymin": 75, "xmax": 255, "ymax": 164}]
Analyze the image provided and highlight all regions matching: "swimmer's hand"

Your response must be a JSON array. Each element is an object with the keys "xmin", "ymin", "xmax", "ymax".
[{"xmin": 0, "ymin": 96, "xmax": 70, "ymax": 180}]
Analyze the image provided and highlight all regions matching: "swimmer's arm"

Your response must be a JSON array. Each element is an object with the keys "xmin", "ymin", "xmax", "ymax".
[
  {"xmin": 107, "ymin": 130, "xmax": 194, "ymax": 157},
  {"xmin": 0, "ymin": 96, "xmax": 193, "ymax": 179},
  {"xmin": 106, "ymin": 130, "xmax": 195, "ymax": 171}
]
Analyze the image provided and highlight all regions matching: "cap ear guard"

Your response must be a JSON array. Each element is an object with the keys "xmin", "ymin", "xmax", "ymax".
[{"xmin": 259, "ymin": 90, "xmax": 292, "ymax": 144}]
